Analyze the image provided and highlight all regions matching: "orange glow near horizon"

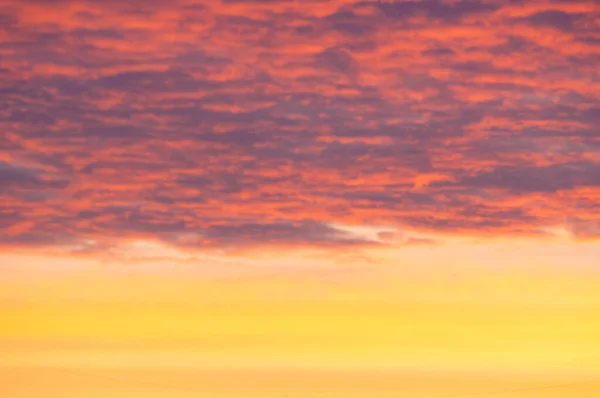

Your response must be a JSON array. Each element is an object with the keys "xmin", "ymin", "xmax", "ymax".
[{"xmin": 2, "ymin": 238, "xmax": 600, "ymax": 397}]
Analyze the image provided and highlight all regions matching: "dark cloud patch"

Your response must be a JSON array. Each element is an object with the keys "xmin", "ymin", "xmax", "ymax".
[
  {"xmin": 126, "ymin": 214, "xmax": 187, "ymax": 234},
  {"xmin": 451, "ymin": 162, "xmax": 600, "ymax": 193},
  {"xmin": 0, "ymin": 162, "xmax": 69, "ymax": 191},
  {"xmin": 325, "ymin": 10, "xmax": 376, "ymax": 36},
  {"xmin": 176, "ymin": 173, "xmax": 254, "ymax": 195},
  {"xmin": 94, "ymin": 70, "xmax": 205, "ymax": 93},
  {"xmin": 0, "ymin": 12, "xmax": 18, "ymax": 31},
  {"xmin": 0, "ymin": 231, "xmax": 77, "ymax": 247},
  {"xmin": 80, "ymin": 160, "xmax": 168, "ymax": 175},
  {"xmin": 521, "ymin": 10, "xmax": 586, "ymax": 32},
  {"xmin": 314, "ymin": 47, "xmax": 360, "ymax": 75},
  {"xmin": 7, "ymin": 110, "xmax": 57, "ymax": 125},
  {"xmin": 421, "ymin": 47, "xmax": 456, "ymax": 57},
  {"xmin": 376, "ymin": 0, "xmax": 498, "ymax": 21},
  {"xmin": 0, "ymin": 210, "xmax": 24, "ymax": 230},
  {"xmin": 198, "ymin": 221, "xmax": 379, "ymax": 247}
]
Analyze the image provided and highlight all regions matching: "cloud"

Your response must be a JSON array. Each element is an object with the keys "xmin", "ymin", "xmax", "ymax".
[
  {"xmin": 449, "ymin": 162, "xmax": 600, "ymax": 193},
  {"xmin": 568, "ymin": 218, "xmax": 600, "ymax": 240},
  {"xmin": 375, "ymin": 0, "xmax": 498, "ymax": 21},
  {"xmin": 314, "ymin": 47, "xmax": 360, "ymax": 75},
  {"xmin": 1, "ymin": 0, "xmax": 599, "ymax": 251},
  {"xmin": 196, "ymin": 221, "xmax": 381, "ymax": 247},
  {"xmin": 519, "ymin": 10, "xmax": 587, "ymax": 32},
  {"xmin": 0, "ymin": 161, "xmax": 69, "ymax": 190}
]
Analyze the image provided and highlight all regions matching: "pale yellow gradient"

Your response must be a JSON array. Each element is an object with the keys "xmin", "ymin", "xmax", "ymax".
[{"xmin": 1, "ymin": 236, "xmax": 600, "ymax": 397}]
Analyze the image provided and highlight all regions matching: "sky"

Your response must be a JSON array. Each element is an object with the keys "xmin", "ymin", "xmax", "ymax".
[{"xmin": 1, "ymin": 0, "xmax": 600, "ymax": 397}]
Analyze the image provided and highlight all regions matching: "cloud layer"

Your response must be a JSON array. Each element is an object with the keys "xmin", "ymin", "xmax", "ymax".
[{"xmin": 1, "ymin": 0, "xmax": 599, "ymax": 250}]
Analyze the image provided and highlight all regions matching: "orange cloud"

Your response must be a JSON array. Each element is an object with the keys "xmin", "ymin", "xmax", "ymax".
[{"xmin": 1, "ymin": 0, "xmax": 599, "ymax": 254}]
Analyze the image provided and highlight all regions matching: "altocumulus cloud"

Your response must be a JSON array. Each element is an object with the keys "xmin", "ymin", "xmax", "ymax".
[{"xmin": 1, "ymin": 0, "xmax": 599, "ymax": 251}]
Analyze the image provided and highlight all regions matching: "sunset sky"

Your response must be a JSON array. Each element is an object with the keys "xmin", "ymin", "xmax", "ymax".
[{"xmin": 1, "ymin": 0, "xmax": 600, "ymax": 397}]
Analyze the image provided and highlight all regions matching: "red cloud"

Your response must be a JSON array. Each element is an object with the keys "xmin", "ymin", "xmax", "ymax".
[{"xmin": 1, "ymin": 0, "xmax": 599, "ymax": 251}]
